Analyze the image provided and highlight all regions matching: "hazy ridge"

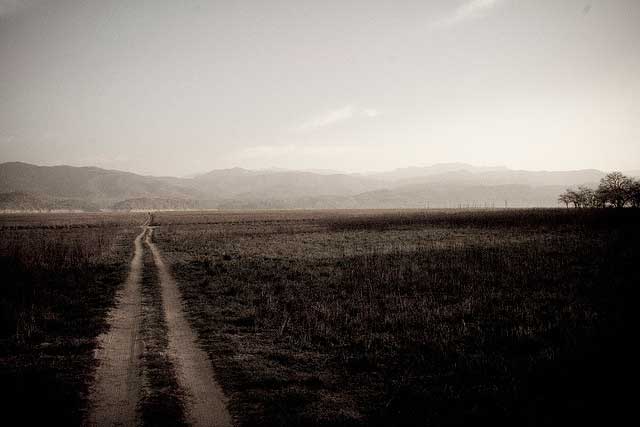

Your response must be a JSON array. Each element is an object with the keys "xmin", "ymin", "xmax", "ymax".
[{"xmin": 0, "ymin": 161, "xmax": 631, "ymax": 211}]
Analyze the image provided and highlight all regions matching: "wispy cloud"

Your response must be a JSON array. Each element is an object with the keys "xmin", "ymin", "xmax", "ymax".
[
  {"xmin": 433, "ymin": 0, "xmax": 506, "ymax": 28},
  {"xmin": 293, "ymin": 105, "xmax": 380, "ymax": 132},
  {"xmin": 362, "ymin": 108, "xmax": 380, "ymax": 118}
]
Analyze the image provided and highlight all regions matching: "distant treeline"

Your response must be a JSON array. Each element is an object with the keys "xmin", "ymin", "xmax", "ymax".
[{"xmin": 559, "ymin": 172, "xmax": 640, "ymax": 208}]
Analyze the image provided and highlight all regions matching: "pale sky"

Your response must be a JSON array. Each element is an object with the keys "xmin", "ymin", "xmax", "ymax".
[{"xmin": 1, "ymin": 0, "xmax": 639, "ymax": 176}]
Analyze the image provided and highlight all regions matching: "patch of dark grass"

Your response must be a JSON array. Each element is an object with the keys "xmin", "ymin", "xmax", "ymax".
[{"xmin": 321, "ymin": 208, "xmax": 639, "ymax": 232}]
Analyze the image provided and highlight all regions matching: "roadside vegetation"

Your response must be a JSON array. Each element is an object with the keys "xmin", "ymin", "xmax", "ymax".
[
  {"xmin": 153, "ymin": 209, "xmax": 639, "ymax": 426},
  {"xmin": 0, "ymin": 213, "xmax": 143, "ymax": 425}
]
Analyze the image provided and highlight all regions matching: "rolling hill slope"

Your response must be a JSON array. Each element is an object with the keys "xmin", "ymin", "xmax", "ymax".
[
  {"xmin": 0, "ymin": 162, "xmax": 620, "ymax": 211},
  {"xmin": 0, "ymin": 162, "xmax": 199, "ymax": 208}
]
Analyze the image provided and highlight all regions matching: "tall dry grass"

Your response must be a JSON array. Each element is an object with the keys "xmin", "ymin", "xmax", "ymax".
[
  {"xmin": 0, "ymin": 214, "xmax": 141, "ymax": 425},
  {"xmin": 154, "ymin": 208, "xmax": 639, "ymax": 426},
  {"xmin": 0, "ymin": 226, "xmax": 136, "ymax": 345}
]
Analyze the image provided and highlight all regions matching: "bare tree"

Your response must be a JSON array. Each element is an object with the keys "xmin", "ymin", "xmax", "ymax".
[
  {"xmin": 598, "ymin": 172, "xmax": 633, "ymax": 208},
  {"xmin": 567, "ymin": 189, "xmax": 582, "ymax": 208},
  {"xmin": 559, "ymin": 188, "xmax": 586, "ymax": 208},
  {"xmin": 558, "ymin": 191, "xmax": 572, "ymax": 208}
]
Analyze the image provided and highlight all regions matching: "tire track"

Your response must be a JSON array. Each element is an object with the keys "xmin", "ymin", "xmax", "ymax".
[
  {"xmin": 146, "ymin": 227, "xmax": 232, "ymax": 427},
  {"xmin": 87, "ymin": 214, "xmax": 232, "ymax": 427},
  {"xmin": 87, "ymin": 222, "xmax": 148, "ymax": 426}
]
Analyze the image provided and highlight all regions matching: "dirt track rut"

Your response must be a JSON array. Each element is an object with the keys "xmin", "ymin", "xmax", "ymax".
[
  {"xmin": 87, "ymin": 225, "xmax": 146, "ymax": 426},
  {"xmin": 87, "ymin": 219, "xmax": 231, "ymax": 426},
  {"xmin": 147, "ymin": 228, "xmax": 232, "ymax": 427}
]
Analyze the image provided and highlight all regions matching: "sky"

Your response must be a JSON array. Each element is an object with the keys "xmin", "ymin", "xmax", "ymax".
[{"xmin": 1, "ymin": 0, "xmax": 639, "ymax": 176}]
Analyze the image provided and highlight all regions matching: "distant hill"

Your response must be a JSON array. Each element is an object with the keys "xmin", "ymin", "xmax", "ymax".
[
  {"xmin": 368, "ymin": 164, "xmax": 605, "ymax": 187},
  {"xmin": 111, "ymin": 198, "xmax": 204, "ymax": 211},
  {"xmin": 0, "ymin": 191, "xmax": 100, "ymax": 212},
  {"xmin": 350, "ymin": 183, "xmax": 567, "ymax": 209},
  {"xmin": 366, "ymin": 163, "xmax": 510, "ymax": 181},
  {"xmin": 190, "ymin": 168, "xmax": 382, "ymax": 199},
  {"xmin": 420, "ymin": 169, "xmax": 603, "ymax": 187},
  {"xmin": 0, "ymin": 162, "xmax": 199, "ymax": 208},
  {"xmin": 215, "ymin": 184, "xmax": 566, "ymax": 210},
  {"xmin": 0, "ymin": 192, "xmax": 50, "ymax": 211},
  {"xmin": 0, "ymin": 161, "xmax": 628, "ymax": 211}
]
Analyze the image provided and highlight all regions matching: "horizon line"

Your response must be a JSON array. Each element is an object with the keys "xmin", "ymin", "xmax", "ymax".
[{"xmin": 1, "ymin": 160, "xmax": 638, "ymax": 179}]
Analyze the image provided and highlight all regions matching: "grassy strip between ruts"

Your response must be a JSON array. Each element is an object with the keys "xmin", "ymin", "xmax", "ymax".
[{"xmin": 139, "ymin": 230, "xmax": 188, "ymax": 426}]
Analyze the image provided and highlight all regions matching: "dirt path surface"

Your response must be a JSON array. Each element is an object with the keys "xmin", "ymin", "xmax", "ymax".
[
  {"xmin": 146, "ymin": 227, "xmax": 232, "ymax": 427},
  {"xmin": 87, "ymin": 217, "xmax": 231, "ymax": 427},
  {"xmin": 87, "ymin": 225, "xmax": 147, "ymax": 427}
]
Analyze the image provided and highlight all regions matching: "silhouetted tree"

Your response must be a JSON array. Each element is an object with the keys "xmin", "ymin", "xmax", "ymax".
[
  {"xmin": 558, "ymin": 189, "xmax": 582, "ymax": 208},
  {"xmin": 569, "ymin": 189, "xmax": 580, "ymax": 208},
  {"xmin": 628, "ymin": 178, "xmax": 640, "ymax": 208},
  {"xmin": 558, "ymin": 173, "xmax": 637, "ymax": 209},
  {"xmin": 598, "ymin": 172, "xmax": 633, "ymax": 208},
  {"xmin": 558, "ymin": 192, "xmax": 572, "ymax": 208},
  {"xmin": 559, "ymin": 187, "xmax": 596, "ymax": 208},
  {"xmin": 576, "ymin": 186, "xmax": 597, "ymax": 208}
]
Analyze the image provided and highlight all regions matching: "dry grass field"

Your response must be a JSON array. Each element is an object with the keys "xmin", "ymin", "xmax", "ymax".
[
  {"xmin": 0, "ymin": 209, "xmax": 638, "ymax": 426},
  {"xmin": 152, "ymin": 209, "xmax": 639, "ymax": 426},
  {"xmin": 0, "ymin": 212, "xmax": 145, "ymax": 425}
]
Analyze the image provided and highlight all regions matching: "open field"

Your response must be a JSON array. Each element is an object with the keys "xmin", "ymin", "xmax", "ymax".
[
  {"xmin": 1, "ymin": 208, "xmax": 638, "ymax": 426},
  {"xmin": 152, "ymin": 209, "xmax": 639, "ymax": 426}
]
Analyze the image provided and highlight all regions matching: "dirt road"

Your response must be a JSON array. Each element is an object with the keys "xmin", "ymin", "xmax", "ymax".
[
  {"xmin": 87, "ymin": 225, "xmax": 146, "ymax": 426},
  {"xmin": 87, "ymin": 219, "xmax": 231, "ymax": 427},
  {"xmin": 147, "ymin": 228, "xmax": 232, "ymax": 427}
]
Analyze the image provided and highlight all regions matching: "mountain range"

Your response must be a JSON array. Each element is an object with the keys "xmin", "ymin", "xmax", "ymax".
[{"xmin": 0, "ymin": 161, "xmax": 634, "ymax": 211}]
